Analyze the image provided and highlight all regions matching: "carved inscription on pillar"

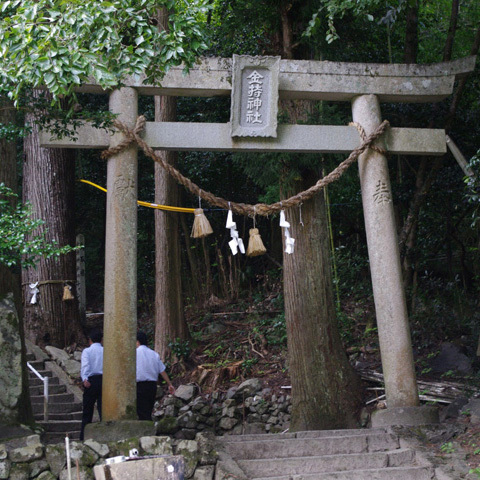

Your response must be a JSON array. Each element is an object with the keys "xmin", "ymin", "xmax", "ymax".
[
  {"xmin": 114, "ymin": 164, "xmax": 136, "ymax": 203},
  {"xmin": 373, "ymin": 179, "xmax": 392, "ymax": 204},
  {"xmin": 231, "ymin": 55, "xmax": 280, "ymax": 138}
]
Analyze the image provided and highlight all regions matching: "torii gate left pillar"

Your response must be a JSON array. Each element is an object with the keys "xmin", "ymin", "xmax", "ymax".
[{"xmin": 102, "ymin": 87, "xmax": 138, "ymax": 421}]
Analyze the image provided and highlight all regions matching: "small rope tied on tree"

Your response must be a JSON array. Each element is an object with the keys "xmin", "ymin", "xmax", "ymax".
[
  {"xmin": 101, "ymin": 116, "xmax": 390, "ymax": 216},
  {"xmin": 22, "ymin": 279, "xmax": 76, "ymax": 305}
]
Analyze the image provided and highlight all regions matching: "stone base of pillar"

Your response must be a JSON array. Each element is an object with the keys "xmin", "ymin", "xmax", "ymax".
[
  {"xmin": 85, "ymin": 420, "xmax": 155, "ymax": 443},
  {"xmin": 371, "ymin": 406, "xmax": 439, "ymax": 427}
]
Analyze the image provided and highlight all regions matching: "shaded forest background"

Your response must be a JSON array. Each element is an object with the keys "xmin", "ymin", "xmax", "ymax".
[
  {"xmin": 80, "ymin": 1, "xmax": 480, "ymax": 360},
  {"xmin": 3, "ymin": 0, "xmax": 480, "ymax": 381}
]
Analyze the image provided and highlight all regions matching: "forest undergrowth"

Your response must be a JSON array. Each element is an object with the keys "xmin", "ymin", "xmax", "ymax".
[{"xmin": 138, "ymin": 274, "xmax": 480, "ymax": 474}]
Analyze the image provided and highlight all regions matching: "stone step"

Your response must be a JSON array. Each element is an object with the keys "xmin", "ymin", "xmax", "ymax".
[
  {"xmin": 30, "ymin": 376, "xmax": 59, "ymax": 387},
  {"xmin": 32, "ymin": 401, "xmax": 82, "ymax": 414},
  {"xmin": 34, "ymin": 411, "xmax": 82, "ymax": 421},
  {"xmin": 26, "ymin": 352, "xmax": 36, "ymax": 362},
  {"xmin": 26, "ymin": 343, "xmax": 84, "ymax": 445},
  {"xmin": 237, "ymin": 449, "xmax": 416, "ymax": 478},
  {"xmin": 29, "ymin": 369, "xmax": 53, "ymax": 378},
  {"xmin": 30, "ymin": 392, "xmax": 75, "ymax": 404},
  {"xmin": 27, "ymin": 359, "xmax": 46, "ymax": 371},
  {"xmin": 43, "ymin": 430, "xmax": 81, "ymax": 444},
  {"xmin": 251, "ymin": 466, "xmax": 435, "ymax": 480},
  {"xmin": 30, "ymin": 383, "xmax": 67, "ymax": 396},
  {"xmin": 37, "ymin": 419, "xmax": 82, "ymax": 433},
  {"xmin": 223, "ymin": 433, "xmax": 399, "ymax": 460},
  {"xmin": 220, "ymin": 428, "xmax": 389, "ymax": 443}
]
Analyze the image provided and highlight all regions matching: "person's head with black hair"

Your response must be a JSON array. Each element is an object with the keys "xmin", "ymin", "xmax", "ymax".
[
  {"xmin": 88, "ymin": 328, "xmax": 103, "ymax": 344},
  {"xmin": 137, "ymin": 330, "xmax": 148, "ymax": 346}
]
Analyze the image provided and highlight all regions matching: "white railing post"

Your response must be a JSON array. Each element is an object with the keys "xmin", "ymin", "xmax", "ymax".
[
  {"xmin": 27, "ymin": 362, "xmax": 49, "ymax": 421},
  {"xmin": 43, "ymin": 376, "xmax": 49, "ymax": 421}
]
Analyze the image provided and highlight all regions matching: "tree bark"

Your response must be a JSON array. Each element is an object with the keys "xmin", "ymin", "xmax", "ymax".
[
  {"xmin": 0, "ymin": 96, "xmax": 19, "ymax": 301},
  {"xmin": 154, "ymin": 94, "xmax": 189, "ymax": 360},
  {"xmin": 278, "ymin": 3, "xmax": 362, "ymax": 429},
  {"xmin": 283, "ymin": 171, "xmax": 363, "ymax": 430},
  {"xmin": 22, "ymin": 90, "xmax": 84, "ymax": 348},
  {"xmin": 0, "ymin": 96, "xmax": 33, "ymax": 426},
  {"xmin": 443, "ymin": 0, "xmax": 459, "ymax": 62},
  {"xmin": 404, "ymin": 1, "xmax": 419, "ymax": 64},
  {"xmin": 153, "ymin": 7, "xmax": 189, "ymax": 361},
  {"xmin": 180, "ymin": 213, "xmax": 201, "ymax": 299}
]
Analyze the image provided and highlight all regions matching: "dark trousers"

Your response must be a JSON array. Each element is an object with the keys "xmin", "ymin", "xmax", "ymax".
[
  {"xmin": 80, "ymin": 374, "xmax": 102, "ymax": 440},
  {"xmin": 136, "ymin": 381, "xmax": 157, "ymax": 420}
]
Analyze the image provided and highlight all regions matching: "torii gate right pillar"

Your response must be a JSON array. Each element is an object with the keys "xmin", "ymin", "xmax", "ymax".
[{"xmin": 351, "ymin": 95, "xmax": 435, "ymax": 423}]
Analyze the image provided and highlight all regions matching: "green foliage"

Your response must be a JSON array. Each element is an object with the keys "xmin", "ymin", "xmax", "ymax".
[
  {"xmin": 333, "ymin": 245, "xmax": 372, "ymax": 297},
  {"xmin": 303, "ymin": 0, "xmax": 383, "ymax": 43},
  {"xmin": 204, "ymin": 344, "xmax": 224, "ymax": 359},
  {"xmin": 253, "ymin": 312, "xmax": 287, "ymax": 347},
  {"xmin": 440, "ymin": 442, "xmax": 455, "ymax": 454},
  {"xmin": 168, "ymin": 337, "xmax": 192, "ymax": 360},
  {"xmin": 241, "ymin": 356, "xmax": 258, "ymax": 375},
  {"xmin": 0, "ymin": 184, "xmax": 78, "ymax": 268},
  {"xmin": 465, "ymin": 150, "xmax": 480, "ymax": 227},
  {"xmin": 336, "ymin": 309, "xmax": 356, "ymax": 346},
  {"xmin": 469, "ymin": 467, "xmax": 480, "ymax": 479},
  {"xmin": 0, "ymin": 0, "xmax": 211, "ymax": 104},
  {"xmin": 0, "ymin": 120, "xmax": 30, "ymax": 140}
]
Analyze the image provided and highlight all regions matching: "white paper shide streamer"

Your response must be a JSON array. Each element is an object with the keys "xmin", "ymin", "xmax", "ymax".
[
  {"xmin": 280, "ymin": 210, "xmax": 295, "ymax": 254},
  {"xmin": 29, "ymin": 282, "xmax": 39, "ymax": 305},
  {"xmin": 226, "ymin": 209, "xmax": 245, "ymax": 255}
]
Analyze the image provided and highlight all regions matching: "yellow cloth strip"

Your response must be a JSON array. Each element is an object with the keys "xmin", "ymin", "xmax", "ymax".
[{"xmin": 79, "ymin": 179, "xmax": 195, "ymax": 213}]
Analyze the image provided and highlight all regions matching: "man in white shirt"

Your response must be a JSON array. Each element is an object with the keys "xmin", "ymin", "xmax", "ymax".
[
  {"xmin": 136, "ymin": 330, "xmax": 175, "ymax": 420},
  {"xmin": 80, "ymin": 328, "xmax": 103, "ymax": 440}
]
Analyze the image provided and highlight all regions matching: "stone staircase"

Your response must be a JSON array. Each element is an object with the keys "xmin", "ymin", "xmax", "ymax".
[
  {"xmin": 216, "ymin": 428, "xmax": 449, "ymax": 480},
  {"xmin": 27, "ymin": 352, "xmax": 83, "ymax": 443}
]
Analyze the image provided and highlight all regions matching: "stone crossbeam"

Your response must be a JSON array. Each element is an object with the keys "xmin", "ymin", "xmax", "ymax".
[
  {"xmin": 74, "ymin": 56, "xmax": 476, "ymax": 102},
  {"xmin": 40, "ymin": 123, "xmax": 447, "ymax": 156}
]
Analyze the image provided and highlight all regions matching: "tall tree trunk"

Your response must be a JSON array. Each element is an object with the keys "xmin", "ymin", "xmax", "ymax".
[
  {"xmin": 154, "ymin": 95, "xmax": 189, "ymax": 360},
  {"xmin": 180, "ymin": 213, "xmax": 201, "ymax": 299},
  {"xmin": 22, "ymin": 90, "xmax": 84, "ymax": 348},
  {"xmin": 443, "ymin": 0, "xmax": 459, "ymax": 62},
  {"xmin": 283, "ymin": 171, "xmax": 363, "ymax": 430},
  {"xmin": 153, "ymin": 6, "xmax": 189, "ymax": 361},
  {"xmin": 0, "ymin": 96, "xmax": 19, "ymax": 301},
  {"xmin": 278, "ymin": 4, "xmax": 362, "ymax": 430},
  {"xmin": 0, "ymin": 96, "xmax": 33, "ymax": 426},
  {"xmin": 404, "ymin": 0, "xmax": 419, "ymax": 63}
]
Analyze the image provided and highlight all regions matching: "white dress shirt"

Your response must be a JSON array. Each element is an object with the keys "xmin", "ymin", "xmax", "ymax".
[
  {"xmin": 136, "ymin": 345, "xmax": 166, "ymax": 382},
  {"xmin": 80, "ymin": 342, "xmax": 103, "ymax": 381}
]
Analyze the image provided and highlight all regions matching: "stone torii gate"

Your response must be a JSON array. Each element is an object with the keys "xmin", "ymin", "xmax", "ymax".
[{"xmin": 41, "ymin": 55, "xmax": 476, "ymax": 427}]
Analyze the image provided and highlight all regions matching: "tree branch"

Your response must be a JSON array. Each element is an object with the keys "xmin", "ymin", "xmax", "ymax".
[{"xmin": 443, "ymin": 0, "xmax": 459, "ymax": 62}]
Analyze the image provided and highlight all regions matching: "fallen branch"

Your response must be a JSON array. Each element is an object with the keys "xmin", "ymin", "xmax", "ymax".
[
  {"xmin": 360, "ymin": 369, "xmax": 480, "ymax": 404},
  {"xmin": 248, "ymin": 334, "xmax": 265, "ymax": 359},
  {"xmin": 282, "ymin": 370, "xmax": 480, "ymax": 405},
  {"xmin": 210, "ymin": 310, "xmax": 282, "ymax": 317}
]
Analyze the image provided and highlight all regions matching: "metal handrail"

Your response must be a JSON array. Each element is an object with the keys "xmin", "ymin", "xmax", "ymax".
[{"xmin": 27, "ymin": 362, "xmax": 49, "ymax": 421}]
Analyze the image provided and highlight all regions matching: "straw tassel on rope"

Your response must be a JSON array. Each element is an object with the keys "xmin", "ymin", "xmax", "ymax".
[
  {"xmin": 62, "ymin": 284, "xmax": 74, "ymax": 301},
  {"xmin": 246, "ymin": 228, "xmax": 266, "ymax": 257},
  {"xmin": 191, "ymin": 208, "xmax": 213, "ymax": 238}
]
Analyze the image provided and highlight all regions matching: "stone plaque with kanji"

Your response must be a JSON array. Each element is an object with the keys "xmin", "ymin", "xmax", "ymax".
[{"xmin": 230, "ymin": 55, "xmax": 280, "ymax": 138}]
